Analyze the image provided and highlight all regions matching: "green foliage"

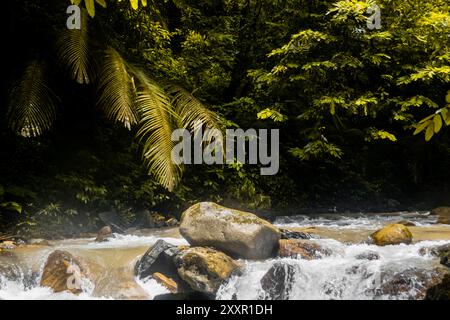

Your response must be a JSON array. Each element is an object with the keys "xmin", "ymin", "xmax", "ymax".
[{"xmin": 7, "ymin": 61, "xmax": 58, "ymax": 137}]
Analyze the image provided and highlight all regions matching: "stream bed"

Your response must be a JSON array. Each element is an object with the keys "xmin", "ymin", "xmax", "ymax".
[{"xmin": 1, "ymin": 211, "xmax": 449, "ymax": 300}]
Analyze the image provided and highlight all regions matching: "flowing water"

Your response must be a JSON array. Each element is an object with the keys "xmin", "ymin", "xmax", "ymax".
[{"xmin": 1, "ymin": 211, "xmax": 449, "ymax": 300}]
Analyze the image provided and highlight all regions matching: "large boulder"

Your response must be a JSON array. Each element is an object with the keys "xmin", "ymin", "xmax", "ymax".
[
  {"xmin": 40, "ymin": 250, "xmax": 91, "ymax": 294},
  {"xmin": 278, "ymin": 239, "xmax": 331, "ymax": 259},
  {"xmin": 174, "ymin": 247, "xmax": 239, "ymax": 296},
  {"xmin": 260, "ymin": 262, "xmax": 296, "ymax": 300},
  {"xmin": 179, "ymin": 202, "xmax": 280, "ymax": 259},
  {"xmin": 430, "ymin": 207, "xmax": 450, "ymax": 224},
  {"xmin": 370, "ymin": 223, "xmax": 413, "ymax": 246}
]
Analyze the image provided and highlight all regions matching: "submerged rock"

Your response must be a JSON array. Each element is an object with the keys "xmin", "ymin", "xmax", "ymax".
[
  {"xmin": 174, "ymin": 247, "xmax": 239, "ymax": 296},
  {"xmin": 278, "ymin": 239, "xmax": 331, "ymax": 259},
  {"xmin": 430, "ymin": 207, "xmax": 450, "ymax": 224},
  {"xmin": 419, "ymin": 243, "xmax": 450, "ymax": 256},
  {"xmin": 179, "ymin": 202, "xmax": 280, "ymax": 259},
  {"xmin": 40, "ymin": 250, "xmax": 91, "ymax": 294},
  {"xmin": 370, "ymin": 224, "xmax": 413, "ymax": 246},
  {"xmin": 425, "ymin": 274, "xmax": 450, "ymax": 300},
  {"xmin": 375, "ymin": 268, "xmax": 446, "ymax": 299},
  {"xmin": 355, "ymin": 251, "xmax": 380, "ymax": 261},
  {"xmin": 280, "ymin": 229, "xmax": 313, "ymax": 240},
  {"xmin": 260, "ymin": 262, "xmax": 296, "ymax": 300},
  {"xmin": 95, "ymin": 226, "xmax": 113, "ymax": 242}
]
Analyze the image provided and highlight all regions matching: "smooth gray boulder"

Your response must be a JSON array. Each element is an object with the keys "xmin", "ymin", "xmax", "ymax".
[{"xmin": 179, "ymin": 202, "xmax": 280, "ymax": 259}]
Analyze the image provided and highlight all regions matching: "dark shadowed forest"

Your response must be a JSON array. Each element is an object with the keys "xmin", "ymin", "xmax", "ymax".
[{"xmin": 1, "ymin": 0, "xmax": 450, "ymax": 238}]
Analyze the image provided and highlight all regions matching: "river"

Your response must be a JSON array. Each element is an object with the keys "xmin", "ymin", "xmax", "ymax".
[{"xmin": 1, "ymin": 211, "xmax": 449, "ymax": 300}]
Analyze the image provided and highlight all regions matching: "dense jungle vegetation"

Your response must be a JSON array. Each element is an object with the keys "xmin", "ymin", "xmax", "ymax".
[{"xmin": 1, "ymin": 0, "xmax": 450, "ymax": 237}]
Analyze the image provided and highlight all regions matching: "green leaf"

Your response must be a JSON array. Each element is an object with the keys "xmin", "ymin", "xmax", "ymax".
[
  {"xmin": 425, "ymin": 122, "xmax": 435, "ymax": 141},
  {"xmin": 0, "ymin": 202, "xmax": 22, "ymax": 214},
  {"xmin": 434, "ymin": 114, "xmax": 443, "ymax": 133},
  {"xmin": 96, "ymin": 0, "xmax": 107, "ymax": 8},
  {"xmin": 85, "ymin": 0, "xmax": 95, "ymax": 17},
  {"xmin": 130, "ymin": 0, "xmax": 139, "ymax": 10},
  {"xmin": 441, "ymin": 108, "xmax": 450, "ymax": 125},
  {"xmin": 446, "ymin": 91, "xmax": 450, "ymax": 104},
  {"xmin": 413, "ymin": 121, "xmax": 429, "ymax": 135}
]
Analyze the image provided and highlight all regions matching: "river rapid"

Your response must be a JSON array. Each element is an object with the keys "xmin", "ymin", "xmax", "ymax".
[{"xmin": 1, "ymin": 211, "xmax": 449, "ymax": 300}]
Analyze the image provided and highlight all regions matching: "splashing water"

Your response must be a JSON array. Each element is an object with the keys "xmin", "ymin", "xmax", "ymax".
[
  {"xmin": 216, "ymin": 239, "xmax": 449, "ymax": 300},
  {"xmin": 1, "ymin": 212, "xmax": 449, "ymax": 300}
]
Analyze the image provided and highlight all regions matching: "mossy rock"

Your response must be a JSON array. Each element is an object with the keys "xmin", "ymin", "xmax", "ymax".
[
  {"xmin": 370, "ymin": 223, "xmax": 413, "ymax": 246},
  {"xmin": 175, "ymin": 247, "xmax": 239, "ymax": 295},
  {"xmin": 180, "ymin": 202, "xmax": 280, "ymax": 259}
]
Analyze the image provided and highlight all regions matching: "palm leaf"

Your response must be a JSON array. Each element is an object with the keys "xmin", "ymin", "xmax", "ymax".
[
  {"xmin": 168, "ymin": 85, "xmax": 221, "ymax": 132},
  {"xmin": 133, "ymin": 69, "xmax": 182, "ymax": 191},
  {"xmin": 56, "ymin": 9, "xmax": 91, "ymax": 84},
  {"xmin": 8, "ymin": 61, "xmax": 58, "ymax": 137},
  {"xmin": 97, "ymin": 47, "xmax": 138, "ymax": 129},
  {"xmin": 168, "ymin": 85, "xmax": 222, "ymax": 152}
]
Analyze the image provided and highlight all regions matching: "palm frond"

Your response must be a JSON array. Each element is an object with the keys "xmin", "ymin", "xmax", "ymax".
[
  {"xmin": 97, "ymin": 47, "xmax": 138, "ymax": 129},
  {"xmin": 168, "ymin": 85, "xmax": 221, "ymax": 132},
  {"xmin": 56, "ymin": 9, "xmax": 91, "ymax": 84},
  {"xmin": 133, "ymin": 69, "xmax": 182, "ymax": 191},
  {"xmin": 8, "ymin": 61, "xmax": 58, "ymax": 137}
]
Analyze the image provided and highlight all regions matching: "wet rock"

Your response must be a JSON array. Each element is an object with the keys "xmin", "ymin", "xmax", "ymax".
[
  {"xmin": 98, "ymin": 210, "xmax": 129, "ymax": 233},
  {"xmin": 370, "ymin": 224, "xmax": 413, "ymax": 246},
  {"xmin": 280, "ymin": 228, "xmax": 313, "ymax": 240},
  {"xmin": 95, "ymin": 226, "xmax": 113, "ymax": 242},
  {"xmin": 355, "ymin": 251, "xmax": 380, "ymax": 261},
  {"xmin": 135, "ymin": 240, "xmax": 183, "ymax": 281},
  {"xmin": 0, "ymin": 241, "xmax": 17, "ymax": 250},
  {"xmin": 166, "ymin": 217, "xmax": 179, "ymax": 227},
  {"xmin": 376, "ymin": 268, "xmax": 446, "ymax": 299},
  {"xmin": 40, "ymin": 250, "xmax": 91, "ymax": 294},
  {"xmin": 278, "ymin": 239, "xmax": 331, "ymax": 259},
  {"xmin": 179, "ymin": 202, "xmax": 280, "ymax": 259},
  {"xmin": 430, "ymin": 207, "xmax": 450, "ymax": 224},
  {"xmin": 425, "ymin": 274, "xmax": 450, "ymax": 300},
  {"xmin": 418, "ymin": 243, "xmax": 450, "ymax": 267},
  {"xmin": 174, "ymin": 247, "xmax": 239, "ymax": 296},
  {"xmin": 260, "ymin": 262, "xmax": 296, "ymax": 300},
  {"xmin": 153, "ymin": 272, "xmax": 178, "ymax": 293},
  {"xmin": 395, "ymin": 220, "xmax": 416, "ymax": 227},
  {"xmin": 440, "ymin": 252, "xmax": 450, "ymax": 268}
]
